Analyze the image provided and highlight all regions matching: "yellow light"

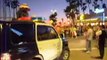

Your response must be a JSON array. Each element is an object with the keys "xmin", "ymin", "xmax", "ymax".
[
  {"xmin": 91, "ymin": 23, "xmax": 95, "ymax": 26},
  {"xmin": 1, "ymin": 53, "xmax": 11, "ymax": 60},
  {"xmin": 0, "ymin": 24, "xmax": 2, "ymax": 29},
  {"xmin": 80, "ymin": 14, "xmax": 85, "ymax": 20},
  {"xmin": 95, "ymin": 22, "xmax": 99, "ymax": 25}
]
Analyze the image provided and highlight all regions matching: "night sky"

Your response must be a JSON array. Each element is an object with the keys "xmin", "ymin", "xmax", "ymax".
[
  {"xmin": 19, "ymin": 0, "xmax": 68, "ymax": 20},
  {"xmin": 19, "ymin": 0, "xmax": 107, "ymax": 20}
]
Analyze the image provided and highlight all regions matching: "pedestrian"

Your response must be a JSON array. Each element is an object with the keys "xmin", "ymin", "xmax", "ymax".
[
  {"xmin": 70, "ymin": 26, "xmax": 77, "ymax": 38},
  {"xmin": 93, "ymin": 25, "xmax": 107, "ymax": 59},
  {"xmin": 84, "ymin": 25, "xmax": 93, "ymax": 53}
]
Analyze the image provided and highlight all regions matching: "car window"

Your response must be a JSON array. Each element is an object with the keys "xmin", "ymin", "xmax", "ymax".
[
  {"xmin": 37, "ymin": 25, "xmax": 58, "ymax": 41},
  {"xmin": 8, "ymin": 23, "xmax": 35, "ymax": 45}
]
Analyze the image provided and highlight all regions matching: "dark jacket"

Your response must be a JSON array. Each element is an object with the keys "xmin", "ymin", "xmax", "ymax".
[{"xmin": 99, "ymin": 29, "xmax": 107, "ymax": 42}]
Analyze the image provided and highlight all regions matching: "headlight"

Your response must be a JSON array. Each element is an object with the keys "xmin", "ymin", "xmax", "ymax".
[{"xmin": 1, "ymin": 53, "xmax": 11, "ymax": 60}]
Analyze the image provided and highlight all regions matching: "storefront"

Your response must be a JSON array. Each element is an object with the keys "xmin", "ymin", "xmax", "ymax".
[{"xmin": 76, "ymin": 18, "xmax": 100, "ymax": 26}]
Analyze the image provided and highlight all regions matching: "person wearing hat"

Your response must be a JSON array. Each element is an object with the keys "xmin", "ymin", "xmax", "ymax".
[{"xmin": 16, "ymin": 3, "xmax": 31, "ymax": 20}]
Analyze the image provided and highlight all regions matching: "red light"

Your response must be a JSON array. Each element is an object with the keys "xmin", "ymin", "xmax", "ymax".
[{"xmin": 1, "ymin": 53, "xmax": 11, "ymax": 60}]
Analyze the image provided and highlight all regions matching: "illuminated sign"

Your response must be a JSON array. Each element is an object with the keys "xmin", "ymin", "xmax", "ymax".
[{"xmin": 94, "ymin": 8, "xmax": 104, "ymax": 13}]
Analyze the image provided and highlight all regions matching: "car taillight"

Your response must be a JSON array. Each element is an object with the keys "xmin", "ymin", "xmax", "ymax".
[{"xmin": 1, "ymin": 53, "xmax": 11, "ymax": 60}]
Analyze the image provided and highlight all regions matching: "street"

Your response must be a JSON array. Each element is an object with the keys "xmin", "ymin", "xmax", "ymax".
[{"xmin": 67, "ymin": 36, "xmax": 107, "ymax": 60}]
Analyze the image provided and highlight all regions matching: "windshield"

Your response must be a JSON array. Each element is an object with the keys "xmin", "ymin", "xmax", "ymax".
[{"xmin": 8, "ymin": 23, "xmax": 35, "ymax": 45}]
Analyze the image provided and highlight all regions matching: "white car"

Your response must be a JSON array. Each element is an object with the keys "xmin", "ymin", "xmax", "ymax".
[{"xmin": 0, "ymin": 20, "xmax": 70, "ymax": 60}]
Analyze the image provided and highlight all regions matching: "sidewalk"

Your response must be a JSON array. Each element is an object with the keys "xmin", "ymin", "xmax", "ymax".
[
  {"xmin": 68, "ymin": 36, "xmax": 97, "ymax": 50},
  {"xmin": 68, "ymin": 36, "xmax": 107, "ymax": 60},
  {"xmin": 70, "ymin": 48, "xmax": 107, "ymax": 60}
]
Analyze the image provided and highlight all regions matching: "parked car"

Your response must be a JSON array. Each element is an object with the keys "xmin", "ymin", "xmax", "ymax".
[{"xmin": 0, "ymin": 20, "xmax": 70, "ymax": 60}]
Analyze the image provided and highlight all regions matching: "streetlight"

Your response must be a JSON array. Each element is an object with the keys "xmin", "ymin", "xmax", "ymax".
[{"xmin": 51, "ymin": 9, "xmax": 57, "ymax": 14}]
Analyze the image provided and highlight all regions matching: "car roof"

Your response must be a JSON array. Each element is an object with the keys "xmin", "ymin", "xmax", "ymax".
[{"xmin": 0, "ymin": 20, "xmax": 52, "ymax": 26}]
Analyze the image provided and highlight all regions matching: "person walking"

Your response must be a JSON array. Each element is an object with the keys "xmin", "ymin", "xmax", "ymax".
[{"xmin": 93, "ymin": 25, "xmax": 107, "ymax": 60}]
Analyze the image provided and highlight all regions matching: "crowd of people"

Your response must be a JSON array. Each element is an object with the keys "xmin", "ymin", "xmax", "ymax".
[{"xmin": 54, "ymin": 22, "xmax": 107, "ymax": 60}]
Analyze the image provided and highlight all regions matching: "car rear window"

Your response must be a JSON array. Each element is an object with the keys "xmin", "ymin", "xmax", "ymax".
[{"xmin": 8, "ymin": 23, "xmax": 35, "ymax": 45}]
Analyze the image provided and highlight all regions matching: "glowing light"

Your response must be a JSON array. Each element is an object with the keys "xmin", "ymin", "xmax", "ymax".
[
  {"xmin": 1, "ymin": 53, "xmax": 11, "ymax": 60},
  {"xmin": 91, "ymin": 23, "xmax": 95, "ymax": 26},
  {"xmin": 94, "ymin": 8, "xmax": 104, "ymax": 13},
  {"xmin": 80, "ymin": 14, "xmax": 85, "ymax": 20},
  {"xmin": 10, "ymin": 28, "xmax": 23, "ymax": 36},
  {"xmin": 51, "ymin": 9, "xmax": 57, "ymax": 14}
]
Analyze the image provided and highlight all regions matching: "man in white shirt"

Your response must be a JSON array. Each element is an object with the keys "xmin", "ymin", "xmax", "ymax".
[{"xmin": 85, "ymin": 25, "xmax": 93, "ymax": 53}]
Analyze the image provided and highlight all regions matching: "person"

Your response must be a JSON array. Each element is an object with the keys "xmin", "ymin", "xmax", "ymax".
[
  {"xmin": 16, "ymin": 3, "xmax": 31, "ymax": 21},
  {"xmin": 84, "ymin": 25, "xmax": 93, "ymax": 53},
  {"xmin": 93, "ymin": 25, "xmax": 107, "ymax": 59},
  {"xmin": 70, "ymin": 26, "xmax": 77, "ymax": 38}
]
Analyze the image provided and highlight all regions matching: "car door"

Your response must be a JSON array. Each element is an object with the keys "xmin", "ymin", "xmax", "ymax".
[
  {"xmin": 0, "ymin": 24, "xmax": 2, "ymax": 51},
  {"xmin": 36, "ymin": 24, "xmax": 61, "ymax": 60}
]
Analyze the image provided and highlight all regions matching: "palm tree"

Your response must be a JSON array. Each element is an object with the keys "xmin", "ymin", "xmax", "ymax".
[
  {"xmin": 64, "ymin": 0, "xmax": 78, "ymax": 23},
  {"xmin": 102, "ymin": 3, "xmax": 106, "ymax": 8},
  {"xmin": 81, "ymin": 2, "xmax": 87, "ymax": 14},
  {"xmin": 11, "ymin": 0, "xmax": 19, "ymax": 19},
  {"xmin": 3, "ymin": 0, "xmax": 7, "ymax": 20},
  {"xmin": 5, "ymin": 0, "xmax": 12, "ymax": 20},
  {"xmin": 93, "ymin": 0, "xmax": 99, "ymax": 10},
  {"xmin": 100, "ymin": 0, "xmax": 103, "ymax": 4},
  {"xmin": 0, "ymin": 0, "xmax": 2, "ymax": 19},
  {"xmin": 100, "ymin": 0, "xmax": 106, "ymax": 9},
  {"xmin": 85, "ymin": 0, "xmax": 91, "ymax": 14}
]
